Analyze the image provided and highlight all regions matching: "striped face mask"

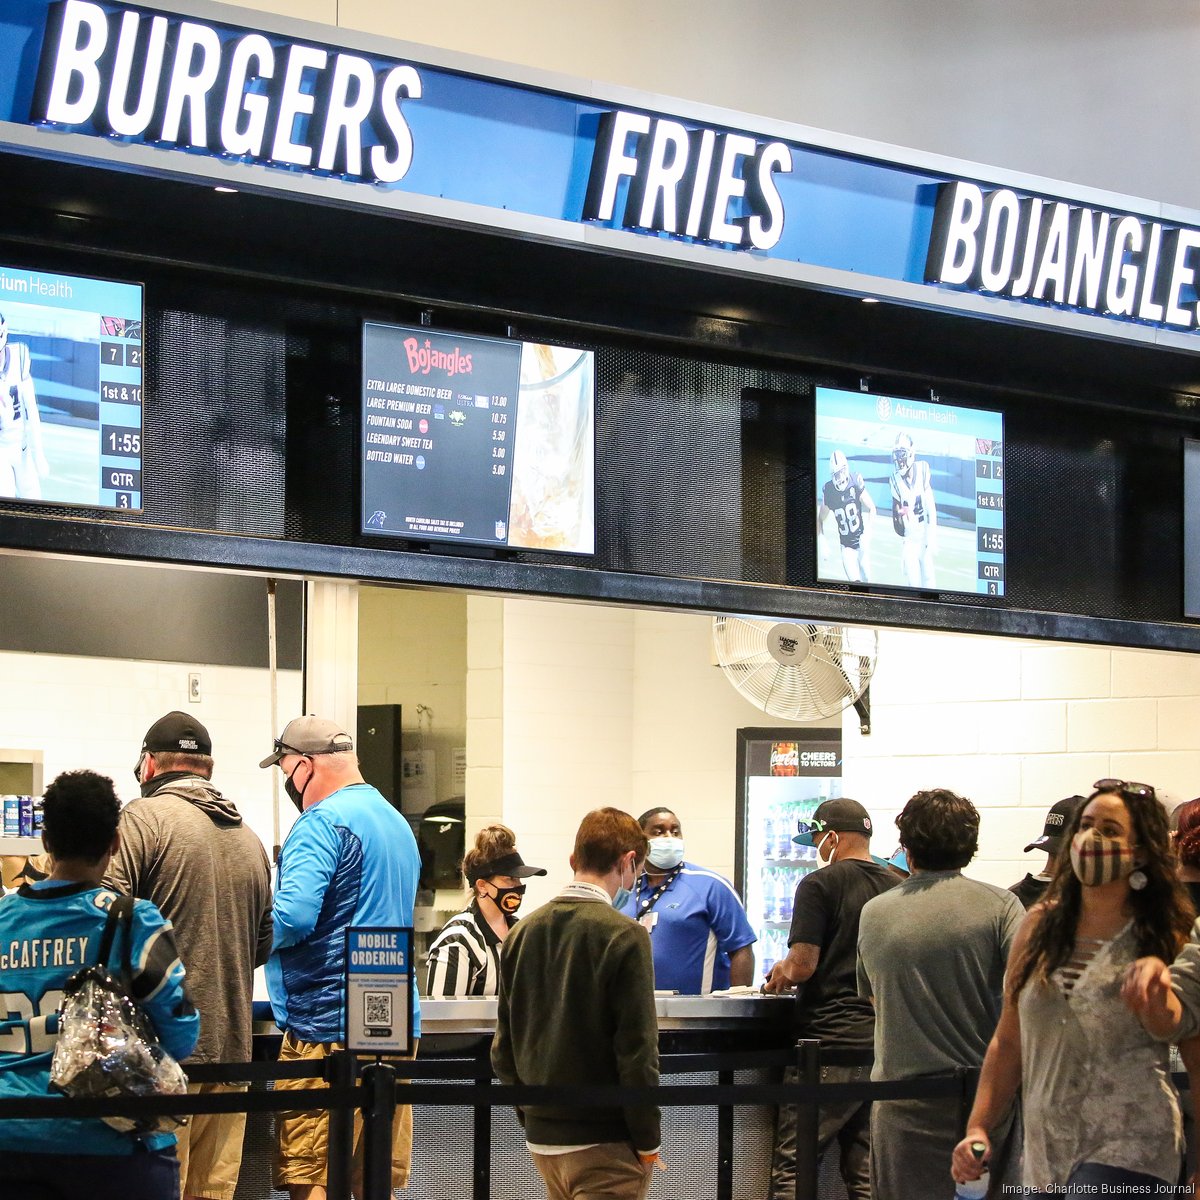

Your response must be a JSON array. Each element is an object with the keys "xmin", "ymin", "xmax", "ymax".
[{"xmin": 1068, "ymin": 828, "xmax": 1138, "ymax": 887}]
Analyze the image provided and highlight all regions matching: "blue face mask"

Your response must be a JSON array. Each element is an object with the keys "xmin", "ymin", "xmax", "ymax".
[
  {"xmin": 613, "ymin": 857, "xmax": 634, "ymax": 909},
  {"xmin": 647, "ymin": 836, "xmax": 685, "ymax": 870}
]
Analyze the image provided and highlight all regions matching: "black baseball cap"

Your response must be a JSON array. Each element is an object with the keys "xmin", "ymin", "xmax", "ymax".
[
  {"xmin": 794, "ymin": 798, "xmax": 873, "ymax": 845},
  {"xmin": 1024, "ymin": 795, "xmax": 1085, "ymax": 854},
  {"xmin": 141, "ymin": 711, "xmax": 212, "ymax": 756},
  {"xmin": 465, "ymin": 851, "xmax": 548, "ymax": 884}
]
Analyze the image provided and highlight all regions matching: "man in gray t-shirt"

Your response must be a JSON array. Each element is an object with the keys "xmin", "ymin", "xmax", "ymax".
[{"xmin": 857, "ymin": 789, "xmax": 1024, "ymax": 1200}]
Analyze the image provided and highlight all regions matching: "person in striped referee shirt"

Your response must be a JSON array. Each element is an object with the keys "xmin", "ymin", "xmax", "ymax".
[{"xmin": 425, "ymin": 824, "xmax": 546, "ymax": 996}]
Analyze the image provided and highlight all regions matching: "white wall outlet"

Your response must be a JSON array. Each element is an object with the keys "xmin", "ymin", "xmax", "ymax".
[{"xmin": 188, "ymin": 672, "xmax": 202, "ymax": 703}]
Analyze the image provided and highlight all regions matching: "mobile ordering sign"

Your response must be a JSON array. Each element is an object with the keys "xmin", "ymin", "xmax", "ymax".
[{"xmin": 344, "ymin": 927, "xmax": 414, "ymax": 1055}]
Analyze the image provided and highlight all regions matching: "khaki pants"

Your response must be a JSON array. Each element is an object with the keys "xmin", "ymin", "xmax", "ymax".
[
  {"xmin": 273, "ymin": 1032, "xmax": 417, "ymax": 1195},
  {"xmin": 175, "ymin": 1083, "xmax": 249, "ymax": 1200},
  {"xmin": 531, "ymin": 1143, "xmax": 653, "ymax": 1200}
]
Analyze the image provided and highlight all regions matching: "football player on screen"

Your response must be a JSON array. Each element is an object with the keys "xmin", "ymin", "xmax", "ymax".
[
  {"xmin": 889, "ymin": 431, "xmax": 937, "ymax": 588},
  {"xmin": 0, "ymin": 314, "xmax": 48, "ymax": 500},
  {"xmin": 818, "ymin": 449, "xmax": 875, "ymax": 583}
]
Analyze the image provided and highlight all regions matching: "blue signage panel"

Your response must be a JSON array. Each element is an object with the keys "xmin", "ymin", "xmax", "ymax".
[
  {"xmin": 1, "ymin": 0, "xmax": 1197, "ymax": 345},
  {"xmin": 344, "ymin": 926, "xmax": 413, "ymax": 1055}
]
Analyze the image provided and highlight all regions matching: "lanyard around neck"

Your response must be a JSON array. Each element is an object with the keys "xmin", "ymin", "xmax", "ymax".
[{"xmin": 635, "ymin": 864, "xmax": 681, "ymax": 916}]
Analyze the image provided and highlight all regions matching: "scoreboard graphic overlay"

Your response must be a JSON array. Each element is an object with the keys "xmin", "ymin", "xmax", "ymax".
[{"xmin": 0, "ymin": 263, "xmax": 143, "ymax": 511}]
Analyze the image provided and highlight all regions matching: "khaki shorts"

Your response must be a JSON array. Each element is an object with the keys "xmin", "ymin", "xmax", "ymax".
[
  {"xmin": 274, "ymin": 1032, "xmax": 416, "ymax": 1194},
  {"xmin": 174, "ymin": 1082, "xmax": 249, "ymax": 1200}
]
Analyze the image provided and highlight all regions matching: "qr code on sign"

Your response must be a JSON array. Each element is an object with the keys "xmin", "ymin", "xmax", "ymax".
[{"xmin": 364, "ymin": 992, "xmax": 392, "ymax": 1027}]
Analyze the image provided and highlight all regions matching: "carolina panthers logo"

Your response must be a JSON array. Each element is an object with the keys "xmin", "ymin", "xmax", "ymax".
[{"xmin": 876, "ymin": 396, "xmax": 891, "ymax": 421}]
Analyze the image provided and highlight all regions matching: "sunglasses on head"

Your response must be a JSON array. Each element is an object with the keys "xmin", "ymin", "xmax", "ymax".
[
  {"xmin": 796, "ymin": 818, "xmax": 831, "ymax": 837},
  {"xmin": 1093, "ymin": 778, "xmax": 1156, "ymax": 800}
]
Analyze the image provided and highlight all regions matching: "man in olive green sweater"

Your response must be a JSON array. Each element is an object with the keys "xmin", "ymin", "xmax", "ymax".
[{"xmin": 492, "ymin": 807, "xmax": 661, "ymax": 1200}]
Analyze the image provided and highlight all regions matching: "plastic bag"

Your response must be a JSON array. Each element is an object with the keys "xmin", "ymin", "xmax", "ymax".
[{"xmin": 49, "ymin": 896, "xmax": 187, "ymax": 1135}]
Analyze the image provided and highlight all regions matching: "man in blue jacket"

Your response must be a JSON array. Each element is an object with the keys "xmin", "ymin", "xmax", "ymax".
[
  {"xmin": 0, "ymin": 768, "xmax": 199, "ymax": 1200},
  {"xmin": 261, "ymin": 715, "xmax": 421, "ymax": 1200}
]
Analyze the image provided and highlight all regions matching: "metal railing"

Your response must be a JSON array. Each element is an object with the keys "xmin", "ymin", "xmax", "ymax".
[{"xmin": 0, "ymin": 1042, "xmax": 981, "ymax": 1200}]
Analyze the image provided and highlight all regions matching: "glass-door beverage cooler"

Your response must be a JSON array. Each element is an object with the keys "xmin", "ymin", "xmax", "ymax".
[{"xmin": 734, "ymin": 727, "xmax": 843, "ymax": 980}]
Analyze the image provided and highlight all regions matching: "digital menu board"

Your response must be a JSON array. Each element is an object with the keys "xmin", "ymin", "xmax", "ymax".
[
  {"xmin": 361, "ymin": 322, "xmax": 595, "ymax": 554},
  {"xmin": 815, "ymin": 386, "xmax": 1004, "ymax": 596},
  {"xmin": 0, "ymin": 264, "xmax": 144, "ymax": 511}
]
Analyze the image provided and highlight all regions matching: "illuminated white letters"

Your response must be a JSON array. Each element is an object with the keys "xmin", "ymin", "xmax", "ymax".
[
  {"xmin": 932, "ymin": 182, "xmax": 984, "ymax": 286},
  {"xmin": 271, "ymin": 44, "xmax": 328, "ymax": 166},
  {"xmin": 1167, "ymin": 230, "xmax": 1200, "ymax": 326},
  {"xmin": 106, "ymin": 10, "xmax": 167, "ymax": 137},
  {"xmin": 925, "ymin": 180, "xmax": 1200, "ymax": 331},
  {"xmin": 637, "ymin": 119, "xmax": 690, "ymax": 231},
  {"xmin": 159, "ymin": 22, "xmax": 222, "ymax": 147},
  {"xmin": 584, "ymin": 109, "xmax": 792, "ymax": 250},
  {"xmin": 31, "ymin": 1, "xmax": 422, "ymax": 185},
  {"xmin": 1106, "ymin": 216, "xmax": 1142, "ymax": 318},
  {"xmin": 221, "ymin": 35, "xmax": 276, "ymax": 157},
  {"xmin": 369, "ymin": 66, "xmax": 421, "ymax": 184},
  {"xmin": 1067, "ymin": 209, "xmax": 1110, "ymax": 309},
  {"xmin": 747, "ymin": 142, "xmax": 791, "ymax": 251},
  {"xmin": 1031, "ymin": 202, "xmax": 1071, "ymax": 305},
  {"xmin": 588, "ymin": 111, "xmax": 652, "ymax": 223},
  {"xmin": 317, "ymin": 55, "xmax": 376, "ymax": 175},
  {"xmin": 978, "ymin": 189, "xmax": 1020, "ymax": 293},
  {"xmin": 39, "ymin": 0, "xmax": 108, "ymax": 125}
]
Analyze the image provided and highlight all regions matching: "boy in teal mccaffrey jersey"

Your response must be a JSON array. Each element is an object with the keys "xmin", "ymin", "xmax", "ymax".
[{"xmin": 0, "ymin": 769, "xmax": 199, "ymax": 1200}]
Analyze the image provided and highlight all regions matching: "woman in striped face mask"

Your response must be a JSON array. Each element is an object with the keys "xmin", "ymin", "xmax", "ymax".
[{"xmin": 954, "ymin": 781, "xmax": 1196, "ymax": 1199}]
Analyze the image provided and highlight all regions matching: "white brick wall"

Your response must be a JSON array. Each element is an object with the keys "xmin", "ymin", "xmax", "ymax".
[
  {"xmin": 0, "ymin": 649, "xmax": 301, "ymax": 858},
  {"xmin": 357, "ymin": 587, "xmax": 467, "ymax": 813},
  {"xmin": 456, "ymin": 605, "xmax": 1200, "ymax": 901}
]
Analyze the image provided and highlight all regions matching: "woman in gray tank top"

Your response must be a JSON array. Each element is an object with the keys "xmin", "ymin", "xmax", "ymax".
[{"xmin": 951, "ymin": 781, "xmax": 1195, "ymax": 1198}]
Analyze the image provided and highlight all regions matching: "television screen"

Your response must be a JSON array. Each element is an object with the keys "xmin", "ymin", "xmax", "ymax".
[
  {"xmin": 814, "ymin": 386, "xmax": 1004, "ymax": 596},
  {"xmin": 362, "ymin": 322, "xmax": 595, "ymax": 554},
  {"xmin": 1185, "ymin": 439, "xmax": 1200, "ymax": 618},
  {"xmin": 0, "ymin": 264, "xmax": 143, "ymax": 511}
]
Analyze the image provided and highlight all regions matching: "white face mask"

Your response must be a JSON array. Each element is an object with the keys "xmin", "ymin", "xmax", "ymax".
[
  {"xmin": 647, "ymin": 836, "xmax": 685, "ymax": 870},
  {"xmin": 816, "ymin": 830, "xmax": 839, "ymax": 865}
]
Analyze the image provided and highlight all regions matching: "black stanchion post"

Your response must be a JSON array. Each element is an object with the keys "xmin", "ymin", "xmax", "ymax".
[
  {"xmin": 473, "ymin": 1043, "xmax": 493, "ymax": 1200},
  {"xmin": 326, "ymin": 1050, "xmax": 356, "ymax": 1200},
  {"xmin": 361, "ymin": 1061, "xmax": 397, "ymax": 1200},
  {"xmin": 717, "ymin": 1066, "xmax": 734, "ymax": 1200},
  {"xmin": 793, "ymin": 1039, "xmax": 820, "ymax": 1200}
]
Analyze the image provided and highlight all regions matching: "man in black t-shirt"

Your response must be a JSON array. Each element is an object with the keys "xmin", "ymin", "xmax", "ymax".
[{"xmin": 763, "ymin": 797, "xmax": 898, "ymax": 1200}]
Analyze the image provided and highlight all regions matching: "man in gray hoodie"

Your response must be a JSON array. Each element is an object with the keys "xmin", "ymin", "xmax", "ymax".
[{"xmin": 107, "ymin": 711, "xmax": 273, "ymax": 1200}]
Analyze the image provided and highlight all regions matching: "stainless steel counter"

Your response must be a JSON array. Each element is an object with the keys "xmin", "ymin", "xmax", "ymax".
[
  {"xmin": 414, "ymin": 993, "xmax": 793, "ymax": 1034},
  {"xmin": 253, "ymin": 993, "xmax": 795, "ymax": 1040}
]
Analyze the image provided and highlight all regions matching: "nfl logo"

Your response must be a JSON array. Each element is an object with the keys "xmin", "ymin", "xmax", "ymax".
[{"xmin": 495, "ymin": 520, "xmax": 507, "ymax": 540}]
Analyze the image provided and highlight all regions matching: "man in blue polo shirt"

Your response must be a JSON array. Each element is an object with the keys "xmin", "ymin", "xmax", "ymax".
[
  {"xmin": 261, "ymin": 714, "xmax": 421, "ymax": 1200},
  {"xmin": 619, "ymin": 807, "xmax": 755, "ymax": 994}
]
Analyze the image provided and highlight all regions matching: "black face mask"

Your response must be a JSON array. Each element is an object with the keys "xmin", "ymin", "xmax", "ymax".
[
  {"xmin": 483, "ymin": 882, "xmax": 526, "ymax": 915},
  {"xmin": 284, "ymin": 759, "xmax": 311, "ymax": 813}
]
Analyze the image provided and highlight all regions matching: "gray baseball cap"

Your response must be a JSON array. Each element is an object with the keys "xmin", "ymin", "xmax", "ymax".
[{"xmin": 259, "ymin": 715, "xmax": 353, "ymax": 768}]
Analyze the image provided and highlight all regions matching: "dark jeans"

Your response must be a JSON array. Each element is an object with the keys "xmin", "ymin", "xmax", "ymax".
[
  {"xmin": 769, "ymin": 1062, "xmax": 872, "ymax": 1200},
  {"xmin": 0, "ymin": 1146, "xmax": 180, "ymax": 1200},
  {"xmin": 1030, "ymin": 1161, "xmax": 1179, "ymax": 1197}
]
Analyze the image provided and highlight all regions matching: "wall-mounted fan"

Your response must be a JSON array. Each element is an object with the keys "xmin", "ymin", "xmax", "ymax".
[{"xmin": 712, "ymin": 616, "xmax": 877, "ymax": 728}]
